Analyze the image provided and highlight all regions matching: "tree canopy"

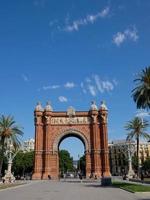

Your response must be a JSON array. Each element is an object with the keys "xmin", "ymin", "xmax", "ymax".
[
  {"xmin": 125, "ymin": 116, "xmax": 150, "ymax": 177},
  {"xmin": 12, "ymin": 151, "xmax": 34, "ymax": 177},
  {"xmin": 0, "ymin": 115, "xmax": 23, "ymax": 176},
  {"xmin": 59, "ymin": 150, "xmax": 74, "ymax": 174},
  {"xmin": 132, "ymin": 67, "xmax": 150, "ymax": 109}
]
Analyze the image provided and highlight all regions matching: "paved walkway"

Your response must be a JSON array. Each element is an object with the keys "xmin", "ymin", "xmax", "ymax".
[{"xmin": 0, "ymin": 180, "xmax": 149, "ymax": 200}]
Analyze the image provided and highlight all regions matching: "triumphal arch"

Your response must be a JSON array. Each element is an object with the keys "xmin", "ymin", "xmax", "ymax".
[{"xmin": 32, "ymin": 101, "xmax": 111, "ymax": 180}]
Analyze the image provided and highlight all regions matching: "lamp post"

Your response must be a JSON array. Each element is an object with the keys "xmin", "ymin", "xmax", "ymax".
[
  {"xmin": 3, "ymin": 138, "xmax": 19, "ymax": 183},
  {"xmin": 115, "ymin": 141, "xmax": 135, "ymax": 179},
  {"xmin": 126, "ymin": 141, "xmax": 135, "ymax": 178}
]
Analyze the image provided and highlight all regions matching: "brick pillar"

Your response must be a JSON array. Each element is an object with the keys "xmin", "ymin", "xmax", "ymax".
[
  {"xmin": 85, "ymin": 151, "xmax": 91, "ymax": 178},
  {"xmin": 90, "ymin": 110, "xmax": 101, "ymax": 178},
  {"xmin": 42, "ymin": 110, "xmax": 52, "ymax": 179},
  {"xmin": 32, "ymin": 110, "xmax": 44, "ymax": 180},
  {"xmin": 99, "ymin": 107, "xmax": 111, "ymax": 177},
  {"xmin": 49, "ymin": 153, "xmax": 58, "ymax": 179}
]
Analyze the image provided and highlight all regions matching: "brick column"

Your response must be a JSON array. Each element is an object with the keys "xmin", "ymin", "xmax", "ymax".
[
  {"xmin": 32, "ymin": 110, "xmax": 44, "ymax": 180},
  {"xmin": 42, "ymin": 110, "xmax": 52, "ymax": 179},
  {"xmin": 90, "ymin": 110, "xmax": 101, "ymax": 178},
  {"xmin": 85, "ymin": 151, "xmax": 91, "ymax": 178},
  {"xmin": 99, "ymin": 107, "xmax": 111, "ymax": 177}
]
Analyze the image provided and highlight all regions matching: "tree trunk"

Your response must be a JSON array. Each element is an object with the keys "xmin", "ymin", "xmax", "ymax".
[{"xmin": 137, "ymin": 136, "xmax": 140, "ymax": 178}]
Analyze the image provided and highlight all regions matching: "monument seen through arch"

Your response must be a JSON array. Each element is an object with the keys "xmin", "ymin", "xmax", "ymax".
[{"xmin": 32, "ymin": 101, "xmax": 111, "ymax": 180}]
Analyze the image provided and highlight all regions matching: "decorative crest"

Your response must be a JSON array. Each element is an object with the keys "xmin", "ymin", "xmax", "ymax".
[
  {"xmin": 67, "ymin": 106, "xmax": 75, "ymax": 118},
  {"xmin": 100, "ymin": 101, "xmax": 108, "ymax": 110},
  {"xmin": 35, "ymin": 102, "xmax": 43, "ymax": 111},
  {"xmin": 90, "ymin": 101, "xmax": 98, "ymax": 111},
  {"xmin": 45, "ymin": 101, "xmax": 53, "ymax": 111}
]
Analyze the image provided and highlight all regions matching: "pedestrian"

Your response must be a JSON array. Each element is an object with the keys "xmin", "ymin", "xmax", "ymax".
[{"xmin": 48, "ymin": 175, "xmax": 51, "ymax": 180}]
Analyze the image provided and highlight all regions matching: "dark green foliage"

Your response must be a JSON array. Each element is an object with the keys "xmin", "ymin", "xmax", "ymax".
[
  {"xmin": 142, "ymin": 157, "xmax": 150, "ymax": 172},
  {"xmin": 59, "ymin": 150, "xmax": 74, "ymax": 174},
  {"xmin": 132, "ymin": 67, "xmax": 150, "ymax": 109},
  {"xmin": 12, "ymin": 151, "xmax": 34, "ymax": 176},
  {"xmin": 0, "ymin": 115, "xmax": 23, "ymax": 175},
  {"xmin": 132, "ymin": 155, "xmax": 138, "ymax": 171},
  {"xmin": 78, "ymin": 155, "xmax": 86, "ymax": 175}
]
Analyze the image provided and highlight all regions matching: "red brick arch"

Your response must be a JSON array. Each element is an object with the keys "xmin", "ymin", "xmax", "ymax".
[
  {"xmin": 32, "ymin": 103, "xmax": 111, "ymax": 180},
  {"xmin": 53, "ymin": 128, "xmax": 90, "ymax": 153}
]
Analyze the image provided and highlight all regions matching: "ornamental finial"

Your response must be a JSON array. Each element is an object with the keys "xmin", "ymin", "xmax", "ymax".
[
  {"xmin": 35, "ymin": 102, "xmax": 43, "ymax": 111},
  {"xmin": 100, "ymin": 100, "xmax": 108, "ymax": 110},
  {"xmin": 90, "ymin": 101, "xmax": 98, "ymax": 111},
  {"xmin": 45, "ymin": 101, "xmax": 53, "ymax": 111}
]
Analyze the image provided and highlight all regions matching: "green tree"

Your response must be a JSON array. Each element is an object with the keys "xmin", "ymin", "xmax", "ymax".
[
  {"xmin": 132, "ymin": 67, "xmax": 150, "ymax": 109},
  {"xmin": 125, "ymin": 117, "xmax": 150, "ymax": 177},
  {"xmin": 132, "ymin": 155, "xmax": 138, "ymax": 171},
  {"xmin": 12, "ymin": 151, "xmax": 34, "ymax": 177},
  {"xmin": 59, "ymin": 150, "xmax": 74, "ymax": 175},
  {"xmin": 0, "ymin": 115, "xmax": 23, "ymax": 176},
  {"xmin": 142, "ymin": 157, "xmax": 150, "ymax": 172},
  {"xmin": 78, "ymin": 155, "xmax": 85, "ymax": 176}
]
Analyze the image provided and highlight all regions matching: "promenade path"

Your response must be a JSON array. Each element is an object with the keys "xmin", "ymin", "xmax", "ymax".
[{"xmin": 0, "ymin": 180, "xmax": 149, "ymax": 200}]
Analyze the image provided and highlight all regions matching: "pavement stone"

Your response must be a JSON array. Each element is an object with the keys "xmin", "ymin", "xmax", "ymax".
[{"xmin": 0, "ymin": 180, "xmax": 149, "ymax": 200}]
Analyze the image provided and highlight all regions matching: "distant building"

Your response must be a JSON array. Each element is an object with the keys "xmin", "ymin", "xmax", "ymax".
[
  {"xmin": 109, "ymin": 140, "xmax": 150, "ymax": 175},
  {"xmin": 22, "ymin": 138, "xmax": 35, "ymax": 152},
  {"xmin": 73, "ymin": 160, "xmax": 78, "ymax": 169}
]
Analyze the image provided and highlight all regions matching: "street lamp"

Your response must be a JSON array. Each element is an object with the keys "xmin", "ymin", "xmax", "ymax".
[
  {"xmin": 126, "ymin": 141, "xmax": 136, "ymax": 178},
  {"xmin": 3, "ymin": 138, "xmax": 20, "ymax": 183},
  {"xmin": 115, "ymin": 141, "xmax": 135, "ymax": 178}
]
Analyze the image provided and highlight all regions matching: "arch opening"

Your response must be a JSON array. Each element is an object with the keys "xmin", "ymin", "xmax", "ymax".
[
  {"xmin": 53, "ymin": 129, "xmax": 90, "ymax": 153},
  {"xmin": 55, "ymin": 130, "xmax": 88, "ymax": 178},
  {"xmin": 59, "ymin": 135, "xmax": 85, "ymax": 178}
]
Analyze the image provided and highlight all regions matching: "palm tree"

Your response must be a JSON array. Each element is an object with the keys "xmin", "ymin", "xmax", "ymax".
[
  {"xmin": 125, "ymin": 117, "xmax": 150, "ymax": 178},
  {"xmin": 0, "ymin": 115, "xmax": 23, "ymax": 176},
  {"xmin": 132, "ymin": 67, "xmax": 150, "ymax": 109}
]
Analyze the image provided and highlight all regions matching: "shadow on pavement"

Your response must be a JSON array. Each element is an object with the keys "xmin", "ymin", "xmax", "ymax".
[
  {"xmin": 83, "ymin": 184, "xmax": 115, "ymax": 188},
  {"xmin": 138, "ymin": 199, "xmax": 150, "ymax": 200}
]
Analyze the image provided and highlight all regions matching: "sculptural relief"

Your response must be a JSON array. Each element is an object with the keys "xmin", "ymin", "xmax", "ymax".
[{"xmin": 51, "ymin": 117, "xmax": 91, "ymax": 124}]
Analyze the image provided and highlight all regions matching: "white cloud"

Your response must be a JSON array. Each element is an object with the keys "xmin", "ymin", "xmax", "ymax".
[
  {"xmin": 43, "ymin": 85, "xmax": 60, "ymax": 90},
  {"xmin": 64, "ymin": 82, "xmax": 75, "ymax": 89},
  {"xmin": 113, "ymin": 32, "xmax": 126, "ymax": 46},
  {"xmin": 94, "ymin": 75, "xmax": 104, "ymax": 93},
  {"xmin": 22, "ymin": 74, "xmax": 29, "ymax": 82},
  {"xmin": 93, "ymin": 75, "xmax": 114, "ymax": 93},
  {"xmin": 102, "ymin": 81, "xmax": 114, "ymax": 91},
  {"xmin": 58, "ymin": 96, "xmax": 68, "ymax": 102},
  {"xmin": 113, "ymin": 27, "xmax": 139, "ymax": 46},
  {"xmin": 88, "ymin": 85, "xmax": 97, "ymax": 96},
  {"xmin": 81, "ymin": 82, "xmax": 87, "ymax": 94},
  {"xmin": 99, "ymin": 7, "xmax": 110, "ymax": 18},
  {"xmin": 65, "ymin": 7, "xmax": 110, "ymax": 32},
  {"xmin": 81, "ymin": 74, "xmax": 118, "ymax": 96},
  {"xmin": 125, "ymin": 28, "xmax": 139, "ymax": 41}
]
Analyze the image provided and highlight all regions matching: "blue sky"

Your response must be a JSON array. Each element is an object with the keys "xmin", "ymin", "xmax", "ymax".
[{"xmin": 0, "ymin": 0, "xmax": 150, "ymax": 159}]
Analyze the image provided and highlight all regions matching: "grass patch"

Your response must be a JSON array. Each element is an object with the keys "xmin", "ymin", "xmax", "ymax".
[
  {"xmin": 112, "ymin": 181, "xmax": 150, "ymax": 193},
  {"xmin": 0, "ymin": 183, "xmax": 25, "ymax": 190}
]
